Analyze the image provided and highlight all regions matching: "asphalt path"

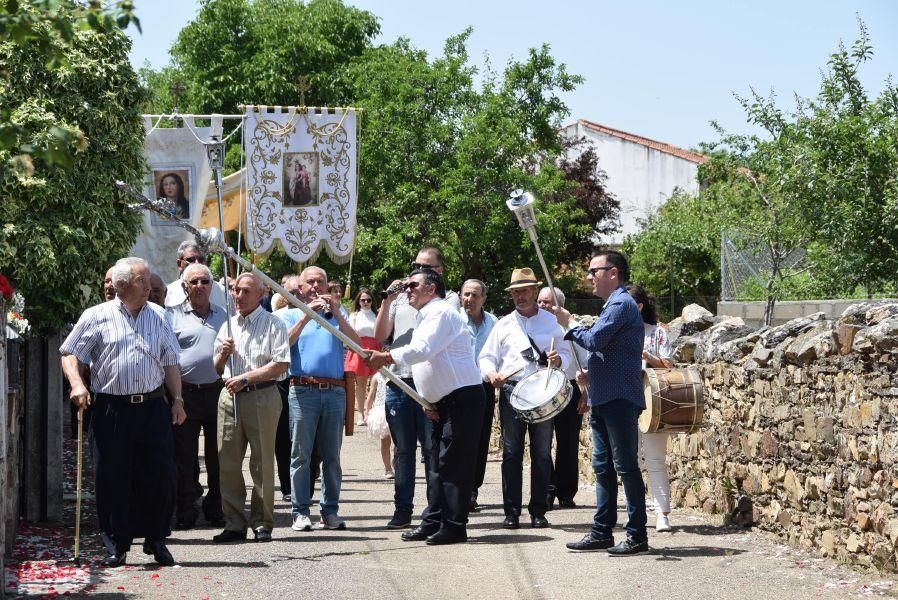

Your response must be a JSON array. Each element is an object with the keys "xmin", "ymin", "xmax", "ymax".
[{"xmin": 15, "ymin": 425, "xmax": 897, "ymax": 599}]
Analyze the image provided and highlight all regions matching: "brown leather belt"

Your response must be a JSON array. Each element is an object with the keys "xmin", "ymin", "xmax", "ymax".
[{"xmin": 290, "ymin": 376, "xmax": 345, "ymax": 390}]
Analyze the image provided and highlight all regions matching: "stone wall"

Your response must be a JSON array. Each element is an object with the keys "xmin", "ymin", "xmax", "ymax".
[
  {"xmin": 662, "ymin": 301, "xmax": 898, "ymax": 571},
  {"xmin": 717, "ymin": 299, "xmax": 898, "ymax": 328}
]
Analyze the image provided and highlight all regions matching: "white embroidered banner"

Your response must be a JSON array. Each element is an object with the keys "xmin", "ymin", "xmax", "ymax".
[
  {"xmin": 132, "ymin": 116, "xmax": 219, "ymax": 282},
  {"xmin": 243, "ymin": 106, "xmax": 358, "ymax": 264}
]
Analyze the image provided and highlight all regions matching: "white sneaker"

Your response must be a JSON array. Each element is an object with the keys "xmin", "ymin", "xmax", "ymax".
[
  {"xmin": 656, "ymin": 514, "xmax": 672, "ymax": 532},
  {"xmin": 384, "ymin": 469, "xmax": 395, "ymax": 479},
  {"xmin": 319, "ymin": 513, "xmax": 346, "ymax": 530},
  {"xmin": 292, "ymin": 514, "xmax": 312, "ymax": 531}
]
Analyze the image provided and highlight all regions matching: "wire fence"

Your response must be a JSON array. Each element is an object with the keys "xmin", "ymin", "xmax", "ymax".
[{"xmin": 720, "ymin": 228, "xmax": 806, "ymax": 301}]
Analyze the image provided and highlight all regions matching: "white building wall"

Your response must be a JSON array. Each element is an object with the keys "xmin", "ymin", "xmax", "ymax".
[{"xmin": 561, "ymin": 121, "xmax": 702, "ymax": 245}]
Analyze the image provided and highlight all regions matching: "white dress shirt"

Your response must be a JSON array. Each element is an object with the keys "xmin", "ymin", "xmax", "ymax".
[
  {"xmin": 214, "ymin": 305, "xmax": 290, "ymax": 380},
  {"xmin": 478, "ymin": 307, "xmax": 571, "ymax": 382},
  {"xmin": 562, "ymin": 317, "xmax": 591, "ymax": 380},
  {"xmin": 348, "ymin": 308, "xmax": 377, "ymax": 338},
  {"xmin": 390, "ymin": 298, "xmax": 482, "ymax": 403}
]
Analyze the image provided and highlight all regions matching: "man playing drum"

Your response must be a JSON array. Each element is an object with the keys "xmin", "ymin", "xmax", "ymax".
[
  {"xmin": 555, "ymin": 250, "xmax": 649, "ymax": 555},
  {"xmin": 478, "ymin": 268, "xmax": 569, "ymax": 530}
]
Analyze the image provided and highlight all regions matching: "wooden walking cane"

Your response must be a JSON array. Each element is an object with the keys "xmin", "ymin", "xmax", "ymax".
[{"xmin": 74, "ymin": 407, "xmax": 84, "ymax": 566}]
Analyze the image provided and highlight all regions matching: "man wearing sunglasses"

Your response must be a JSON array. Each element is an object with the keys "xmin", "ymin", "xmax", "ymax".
[
  {"xmin": 165, "ymin": 241, "xmax": 229, "ymax": 310},
  {"xmin": 367, "ymin": 269, "xmax": 484, "ymax": 545},
  {"xmin": 165, "ymin": 262, "xmax": 229, "ymax": 530},
  {"xmin": 555, "ymin": 250, "xmax": 648, "ymax": 556},
  {"xmin": 373, "ymin": 247, "xmax": 460, "ymax": 530}
]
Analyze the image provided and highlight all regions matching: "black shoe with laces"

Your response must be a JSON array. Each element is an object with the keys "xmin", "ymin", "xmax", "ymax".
[
  {"xmin": 387, "ymin": 512, "xmax": 412, "ymax": 529},
  {"xmin": 566, "ymin": 533, "xmax": 614, "ymax": 552},
  {"xmin": 606, "ymin": 537, "xmax": 649, "ymax": 556}
]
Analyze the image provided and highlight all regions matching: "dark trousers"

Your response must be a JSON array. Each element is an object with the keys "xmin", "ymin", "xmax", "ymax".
[
  {"xmin": 424, "ymin": 384, "xmax": 485, "ymax": 533},
  {"xmin": 550, "ymin": 384, "xmax": 583, "ymax": 502},
  {"xmin": 276, "ymin": 381, "xmax": 292, "ymax": 496},
  {"xmin": 499, "ymin": 383, "xmax": 553, "ymax": 518},
  {"xmin": 173, "ymin": 383, "xmax": 224, "ymax": 523},
  {"xmin": 93, "ymin": 395, "xmax": 176, "ymax": 552},
  {"xmin": 590, "ymin": 398, "xmax": 648, "ymax": 541},
  {"xmin": 471, "ymin": 382, "xmax": 496, "ymax": 502}
]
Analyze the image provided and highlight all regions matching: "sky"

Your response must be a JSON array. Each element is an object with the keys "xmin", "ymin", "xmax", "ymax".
[{"xmin": 126, "ymin": 0, "xmax": 898, "ymax": 151}]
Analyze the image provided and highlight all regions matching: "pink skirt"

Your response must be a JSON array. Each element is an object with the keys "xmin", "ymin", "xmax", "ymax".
[{"xmin": 344, "ymin": 336, "xmax": 380, "ymax": 377}]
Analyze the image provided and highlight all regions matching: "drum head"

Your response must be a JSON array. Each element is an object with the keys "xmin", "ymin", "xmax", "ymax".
[{"xmin": 510, "ymin": 369, "xmax": 567, "ymax": 410}]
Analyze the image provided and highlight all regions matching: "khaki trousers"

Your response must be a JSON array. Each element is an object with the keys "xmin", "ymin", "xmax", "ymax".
[{"xmin": 218, "ymin": 386, "xmax": 282, "ymax": 533}]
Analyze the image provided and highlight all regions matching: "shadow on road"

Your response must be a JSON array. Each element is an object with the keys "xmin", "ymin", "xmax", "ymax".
[
  {"xmin": 650, "ymin": 545, "xmax": 746, "ymax": 561},
  {"xmin": 470, "ymin": 534, "xmax": 553, "ymax": 544}
]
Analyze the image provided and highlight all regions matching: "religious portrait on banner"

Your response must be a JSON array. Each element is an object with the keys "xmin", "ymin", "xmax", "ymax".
[
  {"xmin": 151, "ymin": 167, "xmax": 192, "ymax": 223},
  {"xmin": 283, "ymin": 152, "xmax": 319, "ymax": 207}
]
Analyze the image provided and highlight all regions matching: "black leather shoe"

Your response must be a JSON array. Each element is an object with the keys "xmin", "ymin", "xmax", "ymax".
[
  {"xmin": 502, "ymin": 515, "xmax": 520, "ymax": 529},
  {"xmin": 254, "ymin": 529, "xmax": 272, "ymax": 542},
  {"xmin": 607, "ymin": 537, "xmax": 649, "ymax": 556},
  {"xmin": 426, "ymin": 528, "xmax": 467, "ymax": 545},
  {"xmin": 566, "ymin": 533, "xmax": 614, "ymax": 552},
  {"xmin": 143, "ymin": 541, "xmax": 175, "ymax": 566},
  {"xmin": 531, "ymin": 515, "xmax": 549, "ymax": 529},
  {"xmin": 558, "ymin": 497, "xmax": 577, "ymax": 509},
  {"xmin": 387, "ymin": 512, "xmax": 412, "ymax": 529},
  {"xmin": 101, "ymin": 552, "xmax": 127, "ymax": 567},
  {"xmin": 213, "ymin": 529, "xmax": 247, "ymax": 543},
  {"xmin": 401, "ymin": 525, "xmax": 439, "ymax": 541}
]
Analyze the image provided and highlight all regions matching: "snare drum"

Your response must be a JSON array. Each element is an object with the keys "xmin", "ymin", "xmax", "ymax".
[
  {"xmin": 639, "ymin": 367, "xmax": 704, "ymax": 434},
  {"xmin": 509, "ymin": 368, "xmax": 572, "ymax": 423}
]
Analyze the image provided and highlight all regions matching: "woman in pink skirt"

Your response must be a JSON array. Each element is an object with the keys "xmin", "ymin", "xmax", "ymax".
[{"xmin": 344, "ymin": 288, "xmax": 380, "ymax": 426}]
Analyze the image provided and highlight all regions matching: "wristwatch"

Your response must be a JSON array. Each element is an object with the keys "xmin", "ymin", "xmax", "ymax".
[{"xmin": 241, "ymin": 376, "xmax": 250, "ymax": 388}]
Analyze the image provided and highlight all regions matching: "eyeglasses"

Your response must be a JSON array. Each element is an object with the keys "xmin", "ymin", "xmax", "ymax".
[
  {"xmin": 189, "ymin": 278, "xmax": 211, "ymax": 285},
  {"xmin": 405, "ymin": 281, "xmax": 423, "ymax": 290},
  {"xmin": 411, "ymin": 262, "xmax": 436, "ymax": 270},
  {"xmin": 183, "ymin": 256, "xmax": 205, "ymax": 264},
  {"xmin": 360, "ymin": 298, "xmax": 373, "ymax": 303},
  {"xmin": 587, "ymin": 266, "xmax": 614, "ymax": 277}
]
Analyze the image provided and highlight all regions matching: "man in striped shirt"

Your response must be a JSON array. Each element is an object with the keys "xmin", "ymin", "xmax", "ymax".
[
  {"xmin": 60, "ymin": 257, "xmax": 186, "ymax": 567},
  {"xmin": 212, "ymin": 272, "xmax": 290, "ymax": 544}
]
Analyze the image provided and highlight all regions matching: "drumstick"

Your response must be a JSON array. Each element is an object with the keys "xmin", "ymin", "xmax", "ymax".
[
  {"xmin": 544, "ymin": 338, "xmax": 555, "ymax": 390},
  {"xmin": 501, "ymin": 366, "xmax": 524, "ymax": 381}
]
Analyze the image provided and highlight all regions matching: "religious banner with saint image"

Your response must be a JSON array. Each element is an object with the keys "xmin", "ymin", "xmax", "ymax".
[{"xmin": 243, "ymin": 105, "xmax": 358, "ymax": 264}]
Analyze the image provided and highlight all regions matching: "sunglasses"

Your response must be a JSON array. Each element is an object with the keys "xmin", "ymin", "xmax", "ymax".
[
  {"xmin": 360, "ymin": 298, "xmax": 373, "ymax": 303},
  {"xmin": 587, "ymin": 266, "xmax": 614, "ymax": 277},
  {"xmin": 411, "ymin": 262, "xmax": 436, "ymax": 270},
  {"xmin": 183, "ymin": 256, "xmax": 205, "ymax": 264},
  {"xmin": 405, "ymin": 281, "xmax": 423, "ymax": 290},
  {"xmin": 189, "ymin": 278, "xmax": 211, "ymax": 285}
]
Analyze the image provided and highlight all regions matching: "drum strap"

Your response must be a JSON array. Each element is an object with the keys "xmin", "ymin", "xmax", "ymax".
[{"xmin": 512, "ymin": 312, "xmax": 549, "ymax": 368}]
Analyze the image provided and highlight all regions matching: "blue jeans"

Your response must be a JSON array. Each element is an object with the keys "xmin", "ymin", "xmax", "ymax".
[
  {"xmin": 289, "ymin": 385, "xmax": 345, "ymax": 518},
  {"xmin": 385, "ymin": 381, "xmax": 436, "ymax": 523},
  {"xmin": 498, "ymin": 384, "xmax": 553, "ymax": 517},
  {"xmin": 590, "ymin": 398, "xmax": 647, "ymax": 541}
]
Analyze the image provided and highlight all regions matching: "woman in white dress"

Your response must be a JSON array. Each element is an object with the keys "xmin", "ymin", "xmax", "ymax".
[
  {"xmin": 626, "ymin": 284, "xmax": 675, "ymax": 532},
  {"xmin": 364, "ymin": 371, "xmax": 394, "ymax": 478},
  {"xmin": 343, "ymin": 288, "xmax": 380, "ymax": 425}
]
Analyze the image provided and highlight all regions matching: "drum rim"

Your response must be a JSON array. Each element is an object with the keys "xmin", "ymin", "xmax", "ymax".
[
  {"xmin": 641, "ymin": 366, "xmax": 705, "ymax": 434},
  {"xmin": 509, "ymin": 370, "xmax": 573, "ymax": 423}
]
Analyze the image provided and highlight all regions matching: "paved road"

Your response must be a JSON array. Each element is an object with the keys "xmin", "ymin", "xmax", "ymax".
[{"xmin": 6, "ymin": 427, "xmax": 897, "ymax": 598}]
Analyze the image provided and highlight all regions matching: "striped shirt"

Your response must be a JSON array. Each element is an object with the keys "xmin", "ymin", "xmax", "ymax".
[
  {"xmin": 215, "ymin": 304, "xmax": 290, "ymax": 380},
  {"xmin": 59, "ymin": 298, "xmax": 180, "ymax": 395},
  {"xmin": 391, "ymin": 298, "xmax": 482, "ymax": 403}
]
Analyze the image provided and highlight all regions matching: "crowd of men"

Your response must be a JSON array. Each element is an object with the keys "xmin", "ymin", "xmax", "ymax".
[{"xmin": 59, "ymin": 241, "xmax": 650, "ymax": 566}]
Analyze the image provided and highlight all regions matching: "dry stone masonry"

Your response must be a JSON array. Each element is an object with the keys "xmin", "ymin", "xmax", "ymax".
[{"xmin": 657, "ymin": 300, "xmax": 898, "ymax": 572}]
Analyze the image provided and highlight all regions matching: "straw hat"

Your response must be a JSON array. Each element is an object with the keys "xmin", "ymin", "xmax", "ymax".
[{"xmin": 504, "ymin": 268, "xmax": 543, "ymax": 291}]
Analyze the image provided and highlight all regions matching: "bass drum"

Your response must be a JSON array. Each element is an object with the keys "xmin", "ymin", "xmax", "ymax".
[
  {"xmin": 509, "ymin": 368, "xmax": 572, "ymax": 424},
  {"xmin": 639, "ymin": 367, "xmax": 704, "ymax": 434}
]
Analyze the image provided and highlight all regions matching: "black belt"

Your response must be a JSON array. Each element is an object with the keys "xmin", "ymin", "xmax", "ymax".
[
  {"xmin": 183, "ymin": 380, "xmax": 223, "ymax": 392},
  {"xmin": 240, "ymin": 380, "xmax": 277, "ymax": 394},
  {"xmin": 96, "ymin": 387, "xmax": 165, "ymax": 404}
]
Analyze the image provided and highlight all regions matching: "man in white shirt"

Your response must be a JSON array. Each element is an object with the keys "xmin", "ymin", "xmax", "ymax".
[
  {"xmin": 367, "ymin": 269, "xmax": 485, "ymax": 545},
  {"xmin": 478, "ymin": 268, "xmax": 570, "ymax": 530},
  {"xmin": 164, "ymin": 241, "xmax": 229, "ymax": 309}
]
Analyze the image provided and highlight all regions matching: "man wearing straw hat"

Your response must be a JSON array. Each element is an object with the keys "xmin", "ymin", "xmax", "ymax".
[{"xmin": 478, "ymin": 267, "xmax": 569, "ymax": 530}]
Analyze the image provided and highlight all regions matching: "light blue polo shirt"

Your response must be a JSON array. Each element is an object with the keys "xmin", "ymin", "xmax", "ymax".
[{"xmin": 276, "ymin": 307, "xmax": 348, "ymax": 379}]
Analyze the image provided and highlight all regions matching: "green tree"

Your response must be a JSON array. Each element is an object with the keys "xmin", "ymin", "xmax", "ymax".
[
  {"xmin": 167, "ymin": 0, "xmax": 380, "ymax": 114},
  {"xmin": 0, "ymin": 0, "xmax": 140, "ymax": 168},
  {"xmin": 346, "ymin": 32, "xmax": 602, "ymax": 312},
  {"xmin": 0, "ymin": 13, "xmax": 148, "ymax": 333}
]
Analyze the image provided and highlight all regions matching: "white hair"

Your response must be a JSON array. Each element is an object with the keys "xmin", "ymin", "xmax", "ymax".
[
  {"xmin": 539, "ymin": 286, "xmax": 566, "ymax": 307},
  {"xmin": 110, "ymin": 257, "xmax": 148, "ymax": 289},
  {"xmin": 300, "ymin": 266, "xmax": 328, "ymax": 285},
  {"xmin": 177, "ymin": 240, "xmax": 204, "ymax": 259},
  {"xmin": 234, "ymin": 272, "xmax": 264, "ymax": 290},
  {"xmin": 462, "ymin": 278, "xmax": 487, "ymax": 297},
  {"xmin": 181, "ymin": 263, "xmax": 213, "ymax": 282}
]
